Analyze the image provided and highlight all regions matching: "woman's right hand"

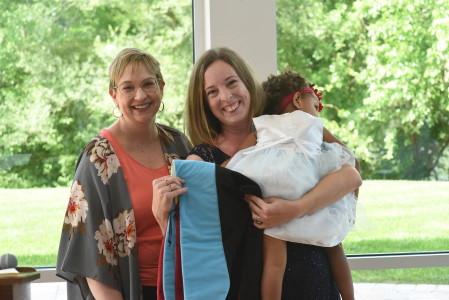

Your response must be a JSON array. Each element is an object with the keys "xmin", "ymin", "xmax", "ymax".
[{"xmin": 152, "ymin": 175, "xmax": 187, "ymax": 233}]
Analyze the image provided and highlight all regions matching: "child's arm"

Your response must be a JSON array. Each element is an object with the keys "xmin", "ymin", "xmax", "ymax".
[
  {"xmin": 323, "ymin": 127, "xmax": 342, "ymax": 145},
  {"xmin": 323, "ymin": 127, "xmax": 360, "ymax": 173},
  {"xmin": 325, "ymin": 244, "xmax": 354, "ymax": 300},
  {"xmin": 323, "ymin": 127, "xmax": 361, "ymax": 197}
]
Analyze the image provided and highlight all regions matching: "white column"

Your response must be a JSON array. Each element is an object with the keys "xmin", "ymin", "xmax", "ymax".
[{"xmin": 193, "ymin": 0, "xmax": 277, "ymax": 81}]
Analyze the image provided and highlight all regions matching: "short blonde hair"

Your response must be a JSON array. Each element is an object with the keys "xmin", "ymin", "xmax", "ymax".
[
  {"xmin": 108, "ymin": 48, "xmax": 164, "ymax": 90},
  {"xmin": 109, "ymin": 48, "xmax": 174, "ymax": 144},
  {"xmin": 185, "ymin": 47, "xmax": 264, "ymax": 146}
]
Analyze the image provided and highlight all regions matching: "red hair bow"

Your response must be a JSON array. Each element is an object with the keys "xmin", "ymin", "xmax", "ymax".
[{"xmin": 278, "ymin": 86, "xmax": 324, "ymax": 113}]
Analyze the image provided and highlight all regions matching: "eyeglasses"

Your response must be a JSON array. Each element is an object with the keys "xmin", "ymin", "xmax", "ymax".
[{"xmin": 114, "ymin": 78, "xmax": 159, "ymax": 98}]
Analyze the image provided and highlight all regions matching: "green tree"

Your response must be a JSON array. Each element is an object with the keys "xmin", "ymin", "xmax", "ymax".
[
  {"xmin": 277, "ymin": 0, "xmax": 449, "ymax": 179},
  {"xmin": 0, "ymin": 0, "xmax": 192, "ymax": 187}
]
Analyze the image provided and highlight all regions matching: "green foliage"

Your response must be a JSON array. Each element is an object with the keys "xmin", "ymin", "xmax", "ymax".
[
  {"xmin": 2, "ymin": 0, "xmax": 448, "ymax": 185},
  {"xmin": 0, "ymin": 0, "xmax": 192, "ymax": 187},
  {"xmin": 277, "ymin": 0, "xmax": 449, "ymax": 179}
]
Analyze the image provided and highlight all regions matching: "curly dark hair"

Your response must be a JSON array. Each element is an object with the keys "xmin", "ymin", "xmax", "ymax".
[{"xmin": 262, "ymin": 70, "xmax": 310, "ymax": 115}]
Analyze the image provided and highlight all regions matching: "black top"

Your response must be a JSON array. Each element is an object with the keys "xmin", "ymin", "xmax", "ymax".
[
  {"xmin": 189, "ymin": 143, "xmax": 230, "ymax": 165},
  {"xmin": 189, "ymin": 143, "xmax": 340, "ymax": 300}
]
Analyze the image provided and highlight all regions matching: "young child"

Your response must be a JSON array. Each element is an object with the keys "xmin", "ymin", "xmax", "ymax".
[{"xmin": 225, "ymin": 70, "xmax": 360, "ymax": 300}]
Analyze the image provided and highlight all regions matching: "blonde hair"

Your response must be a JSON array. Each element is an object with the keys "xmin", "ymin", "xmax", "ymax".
[
  {"xmin": 185, "ymin": 47, "xmax": 264, "ymax": 146},
  {"xmin": 109, "ymin": 48, "xmax": 164, "ymax": 90},
  {"xmin": 109, "ymin": 48, "xmax": 174, "ymax": 144}
]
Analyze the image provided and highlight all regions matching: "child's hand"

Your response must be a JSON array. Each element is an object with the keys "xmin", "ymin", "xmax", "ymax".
[{"xmin": 245, "ymin": 195, "xmax": 300, "ymax": 229}]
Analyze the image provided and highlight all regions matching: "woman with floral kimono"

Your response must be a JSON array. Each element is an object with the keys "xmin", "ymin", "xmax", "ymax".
[{"xmin": 57, "ymin": 48, "xmax": 191, "ymax": 300}]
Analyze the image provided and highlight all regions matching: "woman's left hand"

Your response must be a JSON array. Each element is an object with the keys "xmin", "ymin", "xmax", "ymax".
[{"xmin": 245, "ymin": 195, "xmax": 303, "ymax": 229}]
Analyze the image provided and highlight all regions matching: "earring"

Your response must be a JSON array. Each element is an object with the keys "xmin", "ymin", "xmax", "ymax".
[
  {"xmin": 159, "ymin": 102, "xmax": 165, "ymax": 112},
  {"xmin": 112, "ymin": 105, "xmax": 122, "ymax": 118}
]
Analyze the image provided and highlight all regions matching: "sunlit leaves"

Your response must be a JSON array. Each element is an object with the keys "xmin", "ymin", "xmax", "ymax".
[
  {"xmin": 0, "ymin": 0, "xmax": 192, "ymax": 187},
  {"xmin": 277, "ymin": 0, "xmax": 449, "ymax": 179}
]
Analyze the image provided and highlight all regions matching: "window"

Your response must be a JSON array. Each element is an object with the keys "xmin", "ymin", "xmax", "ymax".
[
  {"xmin": 276, "ymin": 0, "xmax": 449, "ymax": 283},
  {"xmin": 0, "ymin": 0, "xmax": 193, "ymax": 267}
]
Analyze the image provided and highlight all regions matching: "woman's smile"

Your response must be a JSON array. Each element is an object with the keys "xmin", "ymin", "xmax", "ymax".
[
  {"xmin": 131, "ymin": 101, "xmax": 152, "ymax": 110},
  {"xmin": 222, "ymin": 100, "xmax": 240, "ymax": 113}
]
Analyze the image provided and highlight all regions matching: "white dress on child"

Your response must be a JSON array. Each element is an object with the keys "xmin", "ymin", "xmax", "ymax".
[{"xmin": 226, "ymin": 110, "xmax": 357, "ymax": 247}]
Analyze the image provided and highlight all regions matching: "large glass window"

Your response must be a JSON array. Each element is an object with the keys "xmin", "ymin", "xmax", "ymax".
[
  {"xmin": 276, "ymin": 0, "xmax": 449, "ymax": 283},
  {"xmin": 0, "ymin": 0, "xmax": 193, "ymax": 267}
]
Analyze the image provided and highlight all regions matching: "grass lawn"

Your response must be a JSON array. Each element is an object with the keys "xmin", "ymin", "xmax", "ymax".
[
  {"xmin": 1, "ymin": 180, "xmax": 449, "ymax": 283},
  {"xmin": 0, "ymin": 187, "xmax": 68, "ymax": 266},
  {"xmin": 345, "ymin": 180, "xmax": 449, "ymax": 284}
]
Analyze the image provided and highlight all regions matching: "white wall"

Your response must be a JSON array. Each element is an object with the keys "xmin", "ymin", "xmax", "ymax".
[{"xmin": 193, "ymin": 0, "xmax": 277, "ymax": 81}]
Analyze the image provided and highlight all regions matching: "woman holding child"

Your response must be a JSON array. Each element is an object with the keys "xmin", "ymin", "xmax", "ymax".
[{"xmin": 153, "ymin": 47, "xmax": 361, "ymax": 299}]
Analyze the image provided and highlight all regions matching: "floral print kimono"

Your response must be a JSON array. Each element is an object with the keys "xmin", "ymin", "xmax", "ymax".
[{"xmin": 57, "ymin": 125, "xmax": 191, "ymax": 300}]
